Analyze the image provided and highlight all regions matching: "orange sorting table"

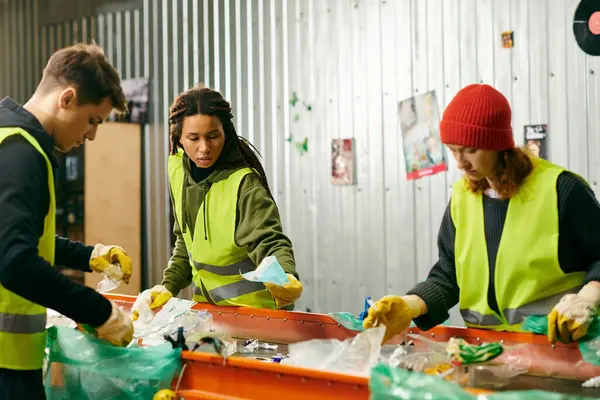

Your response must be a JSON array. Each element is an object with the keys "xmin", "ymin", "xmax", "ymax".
[{"xmin": 105, "ymin": 294, "xmax": 600, "ymax": 399}]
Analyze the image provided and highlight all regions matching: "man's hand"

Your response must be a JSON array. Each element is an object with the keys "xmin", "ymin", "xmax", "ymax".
[
  {"xmin": 96, "ymin": 301, "xmax": 134, "ymax": 347},
  {"xmin": 89, "ymin": 244, "xmax": 132, "ymax": 284}
]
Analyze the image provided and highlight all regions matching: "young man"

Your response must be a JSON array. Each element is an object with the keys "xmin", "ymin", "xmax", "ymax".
[{"xmin": 0, "ymin": 43, "xmax": 135, "ymax": 399}]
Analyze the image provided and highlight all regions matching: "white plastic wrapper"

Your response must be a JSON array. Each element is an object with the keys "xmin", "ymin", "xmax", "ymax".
[
  {"xmin": 97, "ymin": 264, "xmax": 123, "ymax": 294},
  {"xmin": 132, "ymin": 297, "xmax": 212, "ymax": 346},
  {"xmin": 131, "ymin": 290, "xmax": 154, "ymax": 323},
  {"xmin": 46, "ymin": 309, "xmax": 76, "ymax": 329},
  {"xmin": 283, "ymin": 325, "xmax": 385, "ymax": 376}
]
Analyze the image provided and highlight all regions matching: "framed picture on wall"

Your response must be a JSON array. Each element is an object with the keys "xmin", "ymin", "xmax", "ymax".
[
  {"xmin": 331, "ymin": 138, "xmax": 355, "ymax": 186},
  {"xmin": 524, "ymin": 124, "xmax": 548, "ymax": 159}
]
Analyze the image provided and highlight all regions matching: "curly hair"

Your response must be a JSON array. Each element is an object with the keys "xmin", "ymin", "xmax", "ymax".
[
  {"xmin": 465, "ymin": 146, "xmax": 534, "ymax": 198},
  {"xmin": 168, "ymin": 85, "xmax": 273, "ymax": 199}
]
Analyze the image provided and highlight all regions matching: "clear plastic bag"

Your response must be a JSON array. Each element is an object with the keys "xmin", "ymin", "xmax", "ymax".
[
  {"xmin": 130, "ymin": 290, "xmax": 154, "ymax": 323},
  {"xmin": 133, "ymin": 298, "xmax": 211, "ymax": 346},
  {"xmin": 467, "ymin": 364, "xmax": 528, "ymax": 389},
  {"xmin": 44, "ymin": 326, "xmax": 181, "ymax": 400},
  {"xmin": 96, "ymin": 264, "xmax": 122, "ymax": 294},
  {"xmin": 283, "ymin": 325, "xmax": 385, "ymax": 376},
  {"xmin": 388, "ymin": 350, "xmax": 451, "ymax": 372}
]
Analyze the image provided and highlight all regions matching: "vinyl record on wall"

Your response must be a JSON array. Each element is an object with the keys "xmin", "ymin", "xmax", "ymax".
[{"xmin": 574, "ymin": 0, "xmax": 600, "ymax": 56}]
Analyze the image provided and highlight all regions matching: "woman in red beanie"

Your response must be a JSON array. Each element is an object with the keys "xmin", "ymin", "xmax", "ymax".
[{"xmin": 364, "ymin": 84, "xmax": 600, "ymax": 344}]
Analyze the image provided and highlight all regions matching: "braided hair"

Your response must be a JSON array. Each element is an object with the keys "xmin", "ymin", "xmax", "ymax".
[{"xmin": 168, "ymin": 85, "xmax": 274, "ymax": 199}]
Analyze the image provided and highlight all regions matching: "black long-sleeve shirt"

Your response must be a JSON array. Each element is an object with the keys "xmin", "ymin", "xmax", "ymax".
[
  {"xmin": 408, "ymin": 171, "xmax": 600, "ymax": 330},
  {"xmin": 0, "ymin": 97, "xmax": 111, "ymax": 327}
]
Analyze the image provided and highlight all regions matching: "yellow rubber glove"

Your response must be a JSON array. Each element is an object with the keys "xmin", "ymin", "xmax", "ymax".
[
  {"xmin": 264, "ymin": 274, "xmax": 303, "ymax": 309},
  {"xmin": 131, "ymin": 285, "xmax": 173, "ymax": 321},
  {"xmin": 90, "ymin": 244, "xmax": 132, "ymax": 284},
  {"xmin": 362, "ymin": 295, "xmax": 425, "ymax": 343},
  {"xmin": 548, "ymin": 284, "xmax": 600, "ymax": 344},
  {"xmin": 96, "ymin": 301, "xmax": 134, "ymax": 347}
]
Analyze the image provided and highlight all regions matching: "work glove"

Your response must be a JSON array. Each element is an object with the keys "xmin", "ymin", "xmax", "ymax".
[
  {"xmin": 548, "ymin": 284, "xmax": 600, "ymax": 344},
  {"xmin": 96, "ymin": 301, "xmax": 134, "ymax": 346},
  {"xmin": 131, "ymin": 285, "xmax": 173, "ymax": 321},
  {"xmin": 264, "ymin": 274, "xmax": 303, "ymax": 309},
  {"xmin": 89, "ymin": 244, "xmax": 132, "ymax": 284},
  {"xmin": 362, "ymin": 295, "xmax": 424, "ymax": 343}
]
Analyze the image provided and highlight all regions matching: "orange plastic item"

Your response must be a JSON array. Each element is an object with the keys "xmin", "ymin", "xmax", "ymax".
[{"xmin": 105, "ymin": 294, "xmax": 597, "ymax": 399}]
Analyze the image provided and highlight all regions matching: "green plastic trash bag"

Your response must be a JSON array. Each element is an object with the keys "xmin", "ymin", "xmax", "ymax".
[
  {"xmin": 44, "ymin": 326, "xmax": 182, "ymax": 400},
  {"xmin": 521, "ymin": 315, "xmax": 600, "ymax": 366},
  {"xmin": 488, "ymin": 392, "xmax": 589, "ymax": 400},
  {"xmin": 370, "ymin": 363, "xmax": 473, "ymax": 400},
  {"xmin": 370, "ymin": 364, "xmax": 591, "ymax": 400}
]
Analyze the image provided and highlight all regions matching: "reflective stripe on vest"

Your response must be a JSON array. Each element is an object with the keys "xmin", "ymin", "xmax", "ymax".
[
  {"xmin": 461, "ymin": 285, "xmax": 582, "ymax": 326},
  {"xmin": 189, "ymin": 253, "xmax": 256, "ymax": 275},
  {"xmin": 452, "ymin": 157, "xmax": 586, "ymax": 332},
  {"xmin": 0, "ymin": 312, "xmax": 47, "ymax": 334},
  {"xmin": 0, "ymin": 127, "xmax": 55, "ymax": 370},
  {"xmin": 168, "ymin": 150, "xmax": 276, "ymax": 309}
]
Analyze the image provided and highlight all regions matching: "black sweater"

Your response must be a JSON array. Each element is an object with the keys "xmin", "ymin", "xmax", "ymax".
[
  {"xmin": 0, "ymin": 97, "xmax": 111, "ymax": 327},
  {"xmin": 408, "ymin": 172, "xmax": 600, "ymax": 330}
]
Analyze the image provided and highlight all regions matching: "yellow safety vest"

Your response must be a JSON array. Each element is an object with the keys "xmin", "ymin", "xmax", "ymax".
[
  {"xmin": 167, "ymin": 150, "xmax": 276, "ymax": 308},
  {"xmin": 0, "ymin": 127, "xmax": 55, "ymax": 370},
  {"xmin": 452, "ymin": 158, "xmax": 586, "ymax": 332}
]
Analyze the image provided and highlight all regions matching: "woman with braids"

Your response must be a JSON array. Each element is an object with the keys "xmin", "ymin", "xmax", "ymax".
[
  {"xmin": 133, "ymin": 86, "xmax": 302, "ymax": 315},
  {"xmin": 364, "ymin": 84, "xmax": 600, "ymax": 345}
]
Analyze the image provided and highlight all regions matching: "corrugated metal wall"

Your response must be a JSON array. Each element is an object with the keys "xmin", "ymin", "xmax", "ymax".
[{"xmin": 0, "ymin": 0, "xmax": 598, "ymax": 322}]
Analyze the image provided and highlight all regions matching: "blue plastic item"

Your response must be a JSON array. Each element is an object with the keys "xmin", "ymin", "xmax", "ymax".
[
  {"xmin": 359, "ymin": 296, "xmax": 373, "ymax": 321},
  {"xmin": 240, "ymin": 255, "xmax": 289, "ymax": 286}
]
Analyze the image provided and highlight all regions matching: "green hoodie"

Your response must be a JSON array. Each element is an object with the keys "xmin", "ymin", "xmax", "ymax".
[{"xmin": 161, "ymin": 145, "xmax": 298, "ymax": 301}]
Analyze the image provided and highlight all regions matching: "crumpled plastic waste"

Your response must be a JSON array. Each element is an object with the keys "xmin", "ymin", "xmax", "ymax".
[
  {"xmin": 186, "ymin": 331, "xmax": 238, "ymax": 358},
  {"xmin": 132, "ymin": 297, "xmax": 212, "ymax": 346},
  {"xmin": 240, "ymin": 255, "xmax": 288, "ymax": 286},
  {"xmin": 97, "ymin": 263, "xmax": 123, "ymax": 293},
  {"xmin": 582, "ymin": 375, "xmax": 600, "ymax": 388},
  {"xmin": 282, "ymin": 325, "xmax": 385, "ymax": 376},
  {"xmin": 238, "ymin": 338, "xmax": 279, "ymax": 353}
]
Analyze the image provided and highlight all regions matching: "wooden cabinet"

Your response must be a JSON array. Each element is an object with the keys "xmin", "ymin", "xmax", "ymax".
[{"xmin": 83, "ymin": 122, "xmax": 143, "ymax": 296}]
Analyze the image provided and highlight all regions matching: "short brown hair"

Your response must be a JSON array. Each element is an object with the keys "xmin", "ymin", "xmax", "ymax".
[
  {"xmin": 37, "ymin": 43, "xmax": 127, "ymax": 113},
  {"xmin": 465, "ymin": 146, "xmax": 534, "ymax": 198}
]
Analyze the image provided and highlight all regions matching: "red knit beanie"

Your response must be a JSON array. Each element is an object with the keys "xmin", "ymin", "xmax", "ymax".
[{"xmin": 440, "ymin": 84, "xmax": 515, "ymax": 150}]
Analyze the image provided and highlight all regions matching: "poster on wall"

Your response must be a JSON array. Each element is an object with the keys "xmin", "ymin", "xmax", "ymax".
[
  {"xmin": 107, "ymin": 77, "xmax": 150, "ymax": 124},
  {"xmin": 524, "ymin": 124, "xmax": 548, "ymax": 159},
  {"xmin": 331, "ymin": 138, "xmax": 355, "ymax": 185},
  {"xmin": 398, "ymin": 91, "xmax": 447, "ymax": 180}
]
